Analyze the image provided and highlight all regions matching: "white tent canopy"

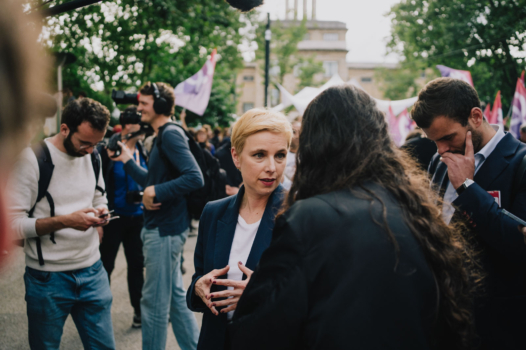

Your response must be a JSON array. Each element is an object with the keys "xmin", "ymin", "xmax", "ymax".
[{"xmin": 272, "ymin": 74, "xmax": 418, "ymax": 117}]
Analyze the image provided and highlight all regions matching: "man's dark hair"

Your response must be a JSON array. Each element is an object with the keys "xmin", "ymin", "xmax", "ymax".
[
  {"xmin": 412, "ymin": 78, "xmax": 481, "ymax": 129},
  {"xmin": 521, "ymin": 125, "xmax": 526, "ymax": 133},
  {"xmin": 61, "ymin": 97, "xmax": 110, "ymax": 133},
  {"xmin": 78, "ymin": 91, "xmax": 87, "ymax": 98},
  {"xmin": 139, "ymin": 82, "xmax": 175, "ymax": 116}
]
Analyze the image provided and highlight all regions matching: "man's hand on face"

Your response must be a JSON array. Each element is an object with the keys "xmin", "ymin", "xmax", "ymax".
[
  {"xmin": 440, "ymin": 131, "xmax": 476, "ymax": 190},
  {"xmin": 142, "ymin": 186, "xmax": 161, "ymax": 211}
]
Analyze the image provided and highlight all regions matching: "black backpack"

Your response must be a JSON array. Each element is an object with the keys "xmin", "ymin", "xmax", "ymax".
[
  {"xmin": 25, "ymin": 141, "xmax": 104, "ymax": 266},
  {"xmin": 156, "ymin": 122, "xmax": 226, "ymax": 220}
]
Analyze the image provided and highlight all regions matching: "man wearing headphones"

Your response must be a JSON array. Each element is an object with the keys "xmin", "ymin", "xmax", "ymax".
[{"xmin": 109, "ymin": 83, "xmax": 203, "ymax": 350}]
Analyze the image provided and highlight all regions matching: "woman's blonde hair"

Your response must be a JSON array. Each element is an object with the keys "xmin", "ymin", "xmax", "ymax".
[{"xmin": 231, "ymin": 108, "xmax": 293, "ymax": 154}]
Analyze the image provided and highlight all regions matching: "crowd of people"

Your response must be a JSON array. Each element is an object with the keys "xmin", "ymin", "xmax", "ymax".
[{"xmin": 2, "ymin": 2, "xmax": 526, "ymax": 350}]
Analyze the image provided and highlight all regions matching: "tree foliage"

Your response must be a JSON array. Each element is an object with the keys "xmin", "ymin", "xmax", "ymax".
[
  {"xmin": 387, "ymin": 0, "xmax": 526, "ymax": 107},
  {"xmin": 39, "ymin": 0, "xmax": 254, "ymax": 126},
  {"xmin": 296, "ymin": 55, "xmax": 324, "ymax": 92}
]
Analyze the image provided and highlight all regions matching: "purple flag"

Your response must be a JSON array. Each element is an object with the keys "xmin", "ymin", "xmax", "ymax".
[
  {"xmin": 510, "ymin": 78, "xmax": 526, "ymax": 138},
  {"xmin": 174, "ymin": 49, "xmax": 217, "ymax": 116},
  {"xmin": 436, "ymin": 65, "xmax": 474, "ymax": 87}
]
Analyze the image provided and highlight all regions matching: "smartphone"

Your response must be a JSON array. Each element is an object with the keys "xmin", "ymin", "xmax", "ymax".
[
  {"xmin": 98, "ymin": 210, "xmax": 114, "ymax": 218},
  {"xmin": 502, "ymin": 209, "xmax": 526, "ymax": 226}
]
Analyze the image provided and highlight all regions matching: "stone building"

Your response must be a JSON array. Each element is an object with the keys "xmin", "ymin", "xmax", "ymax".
[{"xmin": 235, "ymin": 0, "xmax": 397, "ymax": 116}]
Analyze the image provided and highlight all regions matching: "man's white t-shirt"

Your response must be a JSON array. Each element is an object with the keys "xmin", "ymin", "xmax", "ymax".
[{"xmin": 225, "ymin": 215, "xmax": 261, "ymax": 320}]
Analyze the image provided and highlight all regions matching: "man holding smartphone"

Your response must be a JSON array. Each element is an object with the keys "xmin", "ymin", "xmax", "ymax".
[{"xmin": 9, "ymin": 98, "xmax": 116, "ymax": 349}]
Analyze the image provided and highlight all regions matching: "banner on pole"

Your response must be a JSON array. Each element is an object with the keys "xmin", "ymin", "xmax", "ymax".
[
  {"xmin": 436, "ymin": 65, "xmax": 474, "ymax": 87},
  {"xmin": 174, "ymin": 49, "xmax": 217, "ymax": 116},
  {"xmin": 510, "ymin": 79, "xmax": 526, "ymax": 139}
]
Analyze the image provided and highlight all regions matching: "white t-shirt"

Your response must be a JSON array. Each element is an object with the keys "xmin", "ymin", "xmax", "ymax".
[{"xmin": 226, "ymin": 215, "xmax": 261, "ymax": 320}]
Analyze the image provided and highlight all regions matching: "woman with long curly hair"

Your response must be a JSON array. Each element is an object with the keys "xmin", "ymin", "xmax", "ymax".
[{"xmin": 227, "ymin": 85, "xmax": 477, "ymax": 350}]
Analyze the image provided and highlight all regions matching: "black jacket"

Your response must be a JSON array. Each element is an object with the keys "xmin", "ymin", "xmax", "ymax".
[
  {"xmin": 228, "ymin": 184, "xmax": 449, "ymax": 350},
  {"xmin": 187, "ymin": 185, "xmax": 285, "ymax": 350},
  {"xmin": 98, "ymin": 140, "xmax": 148, "ymax": 211},
  {"xmin": 401, "ymin": 135, "xmax": 437, "ymax": 171}
]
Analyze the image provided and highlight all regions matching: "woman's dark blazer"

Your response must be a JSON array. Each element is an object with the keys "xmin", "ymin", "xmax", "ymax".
[
  {"xmin": 187, "ymin": 184, "xmax": 285, "ymax": 350},
  {"xmin": 228, "ymin": 184, "xmax": 450, "ymax": 350}
]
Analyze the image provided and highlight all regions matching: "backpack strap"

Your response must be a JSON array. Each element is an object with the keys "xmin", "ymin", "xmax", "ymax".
[
  {"xmin": 156, "ymin": 122, "xmax": 182, "ymax": 179},
  {"xmin": 91, "ymin": 148, "xmax": 105, "ymax": 195},
  {"xmin": 511, "ymin": 154, "xmax": 526, "ymax": 205},
  {"xmin": 30, "ymin": 141, "xmax": 56, "ymax": 266}
]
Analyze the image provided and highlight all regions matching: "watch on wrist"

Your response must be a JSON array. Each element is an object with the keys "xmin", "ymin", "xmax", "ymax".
[{"xmin": 456, "ymin": 178, "xmax": 474, "ymax": 196}]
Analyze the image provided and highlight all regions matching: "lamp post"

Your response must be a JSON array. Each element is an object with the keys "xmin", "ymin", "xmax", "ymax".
[{"xmin": 264, "ymin": 13, "xmax": 271, "ymax": 107}]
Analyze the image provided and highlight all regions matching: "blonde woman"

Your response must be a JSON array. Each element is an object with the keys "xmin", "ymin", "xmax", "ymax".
[{"xmin": 186, "ymin": 109, "xmax": 292, "ymax": 350}]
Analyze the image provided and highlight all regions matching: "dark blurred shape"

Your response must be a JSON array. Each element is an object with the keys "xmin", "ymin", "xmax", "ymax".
[
  {"xmin": 400, "ymin": 132, "xmax": 437, "ymax": 171},
  {"xmin": 215, "ymin": 141, "xmax": 242, "ymax": 187},
  {"xmin": 44, "ymin": 0, "xmax": 264, "ymax": 17},
  {"xmin": 112, "ymin": 89, "xmax": 138, "ymax": 105},
  {"xmin": 225, "ymin": 0, "xmax": 264, "ymax": 12}
]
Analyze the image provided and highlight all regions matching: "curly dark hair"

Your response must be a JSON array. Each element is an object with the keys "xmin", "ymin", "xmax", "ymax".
[
  {"xmin": 61, "ymin": 98, "xmax": 110, "ymax": 133},
  {"xmin": 283, "ymin": 85, "xmax": 479, "ymax": 349}
]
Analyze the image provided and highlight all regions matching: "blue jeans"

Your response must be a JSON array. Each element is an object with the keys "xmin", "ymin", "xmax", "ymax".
[
  {"xmin": 141, "ymin": 228, "xmax": 198, "ymax": 350},
  {"xmin": 24, "ymin": 260, "xmax": 115, "ymax": 350}
]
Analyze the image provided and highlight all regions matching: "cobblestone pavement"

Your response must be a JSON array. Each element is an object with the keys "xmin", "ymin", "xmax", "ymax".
[{"xmin": 0, "ymin": 229, "xmax": 202, "ymax": 350}]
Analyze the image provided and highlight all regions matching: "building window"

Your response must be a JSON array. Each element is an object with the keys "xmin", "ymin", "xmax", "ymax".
[
  {"xmin": 243, "ymin": 76, "xmax": 254, "ymax": 82},
  {"xmin": 304, "ymin": 33, "xmax": 310, "ymax": 41},
  {"xmin": 420, "ymin": 71, "xmax": 426, "ymax": 78},
  {"xmin": 323, "ymin": 61, "xmax": 339, "ymax": 77},
  {"xmin": 243, "ymin": 102, "xmax": 254, "ymax": 113},
  {"xmin": 323, "ymin": 33, "xmax": 339, "ymax": 41},
  {"xmin": 361, "ymin": 77, "xmax": 373, "ymax": 83}
]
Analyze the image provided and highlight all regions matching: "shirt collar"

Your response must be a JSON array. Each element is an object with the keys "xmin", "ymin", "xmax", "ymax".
[{"xmin": 476, "ymin": 124, "xmax": 505, "ymax": 161}]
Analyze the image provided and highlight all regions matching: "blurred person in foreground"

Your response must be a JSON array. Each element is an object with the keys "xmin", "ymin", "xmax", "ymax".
[
  {"xmin": 0, "ymin": 0, "xmax": 49, "ymax": 265},
  {"xmin": 98, "ymin": 106, "xmax": 147, "ymax": 328},
  {"xmin": 187, "ymin": 109, "xmax": 290, "ymax": 350},
  {"xmin": 413, "ymin": 78, "xmax": 526, "ymax": 350},
  {"xmin": 9, "ymin": 98, "xmax": 115, "ymax": 349},
  {"xmin": 228, "ymin": 85, "xmax": 477, "ymax": 350},
  {"xmin": 109, "ymin": 82, "xmax": 203, "ymax": 350}
]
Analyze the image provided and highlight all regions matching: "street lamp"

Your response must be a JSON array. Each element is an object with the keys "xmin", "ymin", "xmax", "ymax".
[{"xmin": 264, "ymin": 13, "xmax": 271, "ymax": 107}]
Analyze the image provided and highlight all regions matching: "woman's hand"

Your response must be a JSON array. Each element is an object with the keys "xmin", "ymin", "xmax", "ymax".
[
  {"xmin": 195, "ymin": 265, "xmax": 230, "ymax": 316},
  {"xmin": 208, "ymin": 262, "xmax": 254, "ymax": 314}
]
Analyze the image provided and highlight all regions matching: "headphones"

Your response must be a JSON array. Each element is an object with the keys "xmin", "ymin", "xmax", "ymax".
[{"xmin": 151, "ymin": 82, "xmax": 170, "ymax": 115}]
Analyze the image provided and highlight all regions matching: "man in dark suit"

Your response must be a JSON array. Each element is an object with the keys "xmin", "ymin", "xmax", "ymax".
[{"xmin": 412, "ymin": 77, "xmax": 526, "ymax": 350}]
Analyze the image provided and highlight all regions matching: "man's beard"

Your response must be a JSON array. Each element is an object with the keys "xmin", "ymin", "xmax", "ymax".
[
  {"xmin": 63, "ymin": 133, "xmax": 86, "ymax": 157},
  {"xmin": 452, "ymin": 126, "xmax": 484, "ymax": 155}
]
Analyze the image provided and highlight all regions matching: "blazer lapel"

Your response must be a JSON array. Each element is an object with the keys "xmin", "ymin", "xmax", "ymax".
[
  {"xmin": 214, "ymin": 186, "xmax": 245, "ymax": 271},
  {"xmin": 244, "ymin": 185, "xmax": 285, "ymax": 277},
  {"xmin": 474, "ymin": 133, "xmax": 519, "ymax": 189}
]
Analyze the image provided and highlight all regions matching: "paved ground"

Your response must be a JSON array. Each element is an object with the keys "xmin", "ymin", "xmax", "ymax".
[{"xmin": 0, "ymin": 228, "xmax": 202, "ymax": 350}]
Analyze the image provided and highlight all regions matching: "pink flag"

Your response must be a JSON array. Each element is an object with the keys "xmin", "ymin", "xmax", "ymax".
[
  {"xmin": 436, "ymin": 65, "xmax": 474, "ymax": 87},
  {"xmin": 397, "ymin": 108, "xmax": 414, "ymax": 143},
  {"xmin": 387, "ymin": 106, "xmax": 402, "ymax": 146},
  {"xmin": 174, "ymin": 49, "xmax": 217, "ymax": 116},
  {"xmin": 510, "ymin": 78, "xmax": 526, "ymax": 138},
  {"xmin": 521, "ymin": 71, "xmax": 525, "ymax": 85},
  {"xmin": 489, "ymin": 91, "xmax": 503, "ymax": 127},
  {"xmin": 483, "ymin": 104, "xmax": 491, "ymax": 121}
]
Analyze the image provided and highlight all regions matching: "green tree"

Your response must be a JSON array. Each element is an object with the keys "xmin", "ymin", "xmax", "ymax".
[
  {"xmin": 40, "ymin": 0, "xmax": 254, "ymax": 126},
  {"xmin": 386, "ymin": 0, "xmax": 526, "ymax": 107}
]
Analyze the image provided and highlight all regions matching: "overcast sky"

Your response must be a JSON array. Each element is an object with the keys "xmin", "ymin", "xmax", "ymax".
[{"xmin": 254, "ymin": 0, "xmax": 401, "ymax": 63}]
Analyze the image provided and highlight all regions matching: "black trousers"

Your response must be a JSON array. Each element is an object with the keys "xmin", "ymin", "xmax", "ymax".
[{"xmin": 100, "ymin": 215, "xmax": 144, "ymax": 314}]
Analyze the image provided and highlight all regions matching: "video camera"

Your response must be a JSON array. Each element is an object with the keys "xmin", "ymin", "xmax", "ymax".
[
  {"xmin": 107, "ymin": 122, "xmax": 152, "ymax": 158},
  {"xmin": 111, "ymin": 89, "xmax": 138, "ymax": 105}
]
